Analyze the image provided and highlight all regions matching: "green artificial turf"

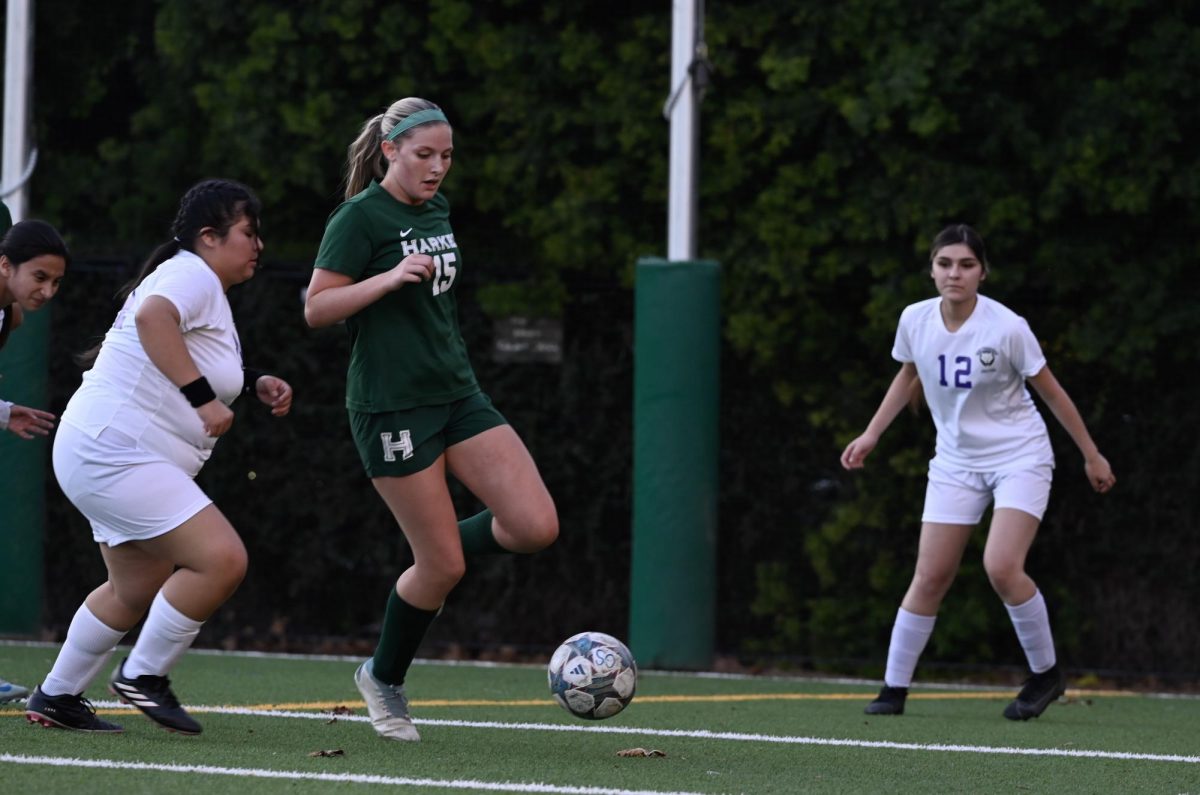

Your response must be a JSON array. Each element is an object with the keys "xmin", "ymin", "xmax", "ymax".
[{"xmin": 2, "ymin": 643, "xmax": 1198, "ymax": 793}]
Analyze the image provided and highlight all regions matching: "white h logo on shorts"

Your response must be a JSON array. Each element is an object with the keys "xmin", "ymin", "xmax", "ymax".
[{"xmin": 380, "ymin": 430, "xmax": 414, "ymax": 462}]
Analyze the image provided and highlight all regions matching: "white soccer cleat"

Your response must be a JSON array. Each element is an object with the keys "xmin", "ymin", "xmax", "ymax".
[
  {"xmin": 354, "ymin": 659, "xmax": 420, "ymax": 742},
  {"xmin": 0, "ymin": 678, "xmax": 30, "ymax": 704}
]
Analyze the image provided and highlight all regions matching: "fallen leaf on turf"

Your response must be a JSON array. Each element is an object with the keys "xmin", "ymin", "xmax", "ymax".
[
  {"xmin": 617, "ymin": 748, "xmax": 666, "ymax": 757},
  {"xmin": 328, "ymin": 705, "xmax": 353, "ymax": 715},
  {"xmin": 308, "ymin": 749, "xmax": 345, "ymax": 757}
]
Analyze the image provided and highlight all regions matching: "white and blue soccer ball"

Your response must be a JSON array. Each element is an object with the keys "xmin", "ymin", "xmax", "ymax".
[{"xmin": 547, "ymin": 631, "xmax": 638, "ymax": 720}]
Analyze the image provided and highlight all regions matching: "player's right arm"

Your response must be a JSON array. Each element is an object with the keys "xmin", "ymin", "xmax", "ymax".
[
  {"xmin": 303, "ymin": 255, "xmax": 435, "ymax": 328},
  {"xmin": 840, "ymin": 361, "xmax": 920, "ymax": 470}
]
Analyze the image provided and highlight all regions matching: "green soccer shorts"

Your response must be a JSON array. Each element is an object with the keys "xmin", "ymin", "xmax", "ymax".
[{"xmin": 349, "ymin": 391, "xmax": 508, "ymax": 478}]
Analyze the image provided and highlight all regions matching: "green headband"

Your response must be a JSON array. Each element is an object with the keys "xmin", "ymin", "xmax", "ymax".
[{"xmin": 384, "ymin": 108, "xmax": 449, "ymax": 141}]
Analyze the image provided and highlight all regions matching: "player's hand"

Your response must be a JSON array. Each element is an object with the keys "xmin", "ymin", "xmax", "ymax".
[
  {"xmin": 255, "ymin": 375, "xmax": 293, "ymax": 417},
  {"xmin": 1085, "ymin": 454, "xmax": 1115, "ymax": 493},
  {"xmin": 197, "ymin": 400, "xmax": 234, "ymax": 437},
  {"xmin": 4, "ymin": 404, "xmax": 56, "ymax": 439},
  {"xmin": 840, "ymin": 433, "xmax": 878, "ymax": 470},
  {"xmin": 387, "ymin": 254, "xmax": 435, "ymax": 289}
]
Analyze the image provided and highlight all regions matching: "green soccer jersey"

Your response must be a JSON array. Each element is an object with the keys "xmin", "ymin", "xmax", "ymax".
[{"xmin": 314, "ymin": 182, "xmax": 479, "ymax": 412}]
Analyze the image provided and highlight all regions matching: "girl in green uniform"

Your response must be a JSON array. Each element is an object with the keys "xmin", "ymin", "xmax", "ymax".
[{"xmin": 305, "ymin": 97, "xmax": 559, "ymax": 742}]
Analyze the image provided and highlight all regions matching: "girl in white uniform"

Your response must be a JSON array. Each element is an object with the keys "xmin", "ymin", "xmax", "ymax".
[
  {"xmin": 26, "ymin": 179, "xmax": 293, "ymax": 735},
  {"xmin": 840, "ymin": 224, "xmax": 1115, "ymax": 721}
]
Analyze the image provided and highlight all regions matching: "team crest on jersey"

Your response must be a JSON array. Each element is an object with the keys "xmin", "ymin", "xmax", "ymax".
[{"xmin": 976, "ymin": 347, "xmax": 998, "ymax": 371}]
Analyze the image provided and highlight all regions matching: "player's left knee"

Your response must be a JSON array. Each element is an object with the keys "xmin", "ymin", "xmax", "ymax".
[
  {"xmin": 984, "ymin": 562, "xmax": 1023, "ymax": 595},
  {"xmin": 531, "ymin": 511, "xmax": 559, "ymax": 550},
  {"xmin": 509, "ymin": 509, "xmax": 559, "ymax": 552}
]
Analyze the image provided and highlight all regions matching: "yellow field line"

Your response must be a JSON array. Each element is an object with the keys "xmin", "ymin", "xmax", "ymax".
[
  {"xmin": 0, "ymin": 689, "xmax": 1135, "ymax": 718},
  {"xmin": 228, "ymin": 688, "xmax": 1136, "ymax": 711}
]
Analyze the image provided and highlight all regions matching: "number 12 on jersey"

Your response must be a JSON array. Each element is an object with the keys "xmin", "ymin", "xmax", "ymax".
[{"xmin": 938, "ymin": 354, "xmax": 972, "ymax": 388}]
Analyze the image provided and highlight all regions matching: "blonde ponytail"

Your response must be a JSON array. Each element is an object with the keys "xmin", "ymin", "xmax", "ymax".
[{"xmin": 343, "ymin": 113, "xmax": 386, "ymax": 201}]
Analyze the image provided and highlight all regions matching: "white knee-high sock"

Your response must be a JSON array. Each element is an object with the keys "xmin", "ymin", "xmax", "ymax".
[
  {"xmin": 123, "ymin": 591, "xmax": 204, "ymax": 679},
  {"xmin": 1006, "ymin": 589, "xmax": 1057, "ymax": 673},
  {"xmin": 41, "ymin": 604, "xmax": 127, "ymax": 697},
  {"xmin": 883, "ymin": 608, "xmax": 937, "ymax": 688}
]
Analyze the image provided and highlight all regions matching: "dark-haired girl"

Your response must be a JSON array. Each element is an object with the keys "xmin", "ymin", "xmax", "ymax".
[
  {"xmin": 0, "ymin": 217, "xmax": 69, "ymax": 439},
  {"xmin": 0, "ymin": 213, "xmax": 70, "ymax": 705},
  {"xmin": 840, "ymin": 224, "xmax": 1115, "ymax": 721},
  {"xmin": 26, "ymin": 179, "xmax": 292, "ymax": 735}
]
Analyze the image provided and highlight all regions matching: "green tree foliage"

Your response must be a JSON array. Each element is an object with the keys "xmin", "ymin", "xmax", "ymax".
[
  {"xmin": 17, "ymin": 0, "xmax": 1200, "ymax": 675},
  {"xmin": 699, "ymin": 0, "xmax": 1200, "ymax": 674}
]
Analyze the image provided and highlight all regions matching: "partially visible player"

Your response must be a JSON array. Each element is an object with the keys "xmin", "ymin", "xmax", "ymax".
[
  {"xmin": 305, "ymin": 97, "xmax": 558, "ymax": 742},
  {"xmin": 0, "ymin": 212, "xmax": 70, "ymax": 704},
  {"xmin": 0, "ymin": 677, "xmax": 30, "ymax": 704},
  {"xmin": 0, "ymin": 214, "xmax": 68, "ymax": 439},
  {"xmin": 840, "ymin": 223, "xmax": 1115, "ymax": 720},
  {"xmin": 26, "ymin": 179, "xmax": 292, "ymax": 735}
]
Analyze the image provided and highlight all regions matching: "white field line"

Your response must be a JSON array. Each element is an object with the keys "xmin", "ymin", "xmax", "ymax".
[
  {"xmin": 80, "ymin": 700, "xmax": 1200, "ymax": 766},
  {"xmin": 0, "ymin": 754, "xmax": 707, "ymax": 795}
]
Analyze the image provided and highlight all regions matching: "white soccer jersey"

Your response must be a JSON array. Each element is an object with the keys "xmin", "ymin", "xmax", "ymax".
[
  {"xmin": 60, "ymin": 250, "xmax": 244, "ymax": 475},
  {"xmin": 892, "ymin": 294, "xmax": 1053, "ymax": 472}
]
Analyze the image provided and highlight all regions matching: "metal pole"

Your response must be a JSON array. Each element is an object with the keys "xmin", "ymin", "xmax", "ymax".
[
  {"xmin": 667, "ymin": 0, "xmax": 700, "ymax": 261},
  {"xmin": 3, "ymin": 0, "xmax": 34, "ymax": 220}
]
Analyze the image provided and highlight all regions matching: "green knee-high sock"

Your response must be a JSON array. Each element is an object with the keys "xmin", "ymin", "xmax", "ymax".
[
  {"xmin": 458, "ymin": 509, "xmax": 508, "ymax": 556},
  {"xmin": 371, "ymin": 589, "xmax": 439, "ymax": 685}
]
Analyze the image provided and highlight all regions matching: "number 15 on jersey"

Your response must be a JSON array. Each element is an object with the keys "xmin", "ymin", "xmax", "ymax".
[{"xmin": 432, "ymin": 252, "xmax": 457, "ymax": 296}]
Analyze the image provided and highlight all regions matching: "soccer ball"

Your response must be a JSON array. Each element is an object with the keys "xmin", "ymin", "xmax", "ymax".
[{"xmin": 547, "ymin": 631, "xmax": 637, "ymax": 720}]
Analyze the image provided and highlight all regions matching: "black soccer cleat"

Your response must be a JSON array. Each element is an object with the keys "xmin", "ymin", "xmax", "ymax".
[
  {"xmin": 1004, "ymin": 664, "xmax": 1066, "ymax": 721},
  {"xmin": 25, "ymin": 687, "xmax": 124, "ymax": 733},
  {"xmin": 864, "ymin": 685, "xmax": 908, "ymax": 715},
  {"xmin": 109, "ymin": 658, "xmax": 202, "ymax": 735}
]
